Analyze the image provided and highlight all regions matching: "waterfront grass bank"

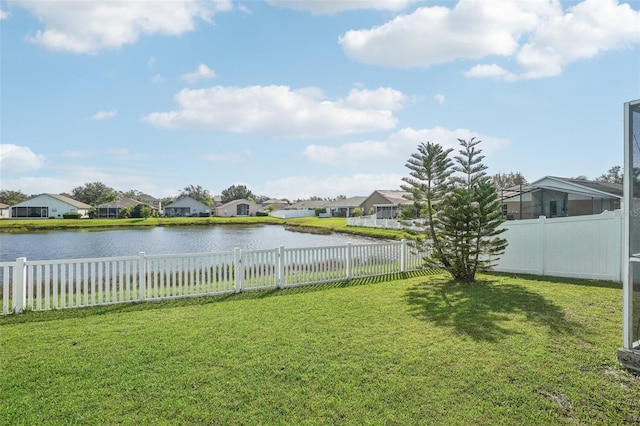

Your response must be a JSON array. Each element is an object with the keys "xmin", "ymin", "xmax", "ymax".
[{"xmin": 0, "ymin": 216, "xmax": 417, "ymax": 240}]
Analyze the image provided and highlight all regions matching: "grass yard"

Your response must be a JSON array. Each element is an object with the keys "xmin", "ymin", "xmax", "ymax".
[{"xmin": 2, "ymin": 272, "xmax": 639, "ymax": 425}]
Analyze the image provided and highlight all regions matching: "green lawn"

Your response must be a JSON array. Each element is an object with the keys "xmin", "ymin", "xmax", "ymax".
[{"xmin": 2, "ymin": 272, "xmax": 639, "ymax": 425}]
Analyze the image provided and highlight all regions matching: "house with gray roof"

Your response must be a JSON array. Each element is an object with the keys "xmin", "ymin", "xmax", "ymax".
[
  {"xmin": 361, "ymin": 190, "xmax": 413, "ymax": 219},
  {"xmin": 324, "ymin": 196, "xmax": 367, "ymax": 217},
  {"xmin": 163, "ymin": 196, "xmax": 213, "ymax": 217},
  {"xmin": 10, "ymin": 194, "xmax": 92, "ymax": 218},
  {"xmin": 216, "ymin": 199, "xmax": 261, "ymax": 217},
  {"xmin": 95, "ymin": 198, "xmax": 154, "ymax": 218},
  {"xmin": 501, "ymin": 176, "xmax": 623, "ymax": 220}
]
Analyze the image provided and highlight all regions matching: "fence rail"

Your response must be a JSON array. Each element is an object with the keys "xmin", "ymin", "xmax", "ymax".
[{"xmin": 1, "ymin": 240, "xmax": 428, "ymax": 315}]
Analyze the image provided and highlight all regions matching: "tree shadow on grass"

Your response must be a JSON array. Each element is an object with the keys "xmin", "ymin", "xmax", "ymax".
[
  {"xmin": 0, "ymin": 270, "xmax": 438, "ymax": 325},
  {"xmin": 405, "ymin": 276, "xmax": 584, "ymax": 343}
]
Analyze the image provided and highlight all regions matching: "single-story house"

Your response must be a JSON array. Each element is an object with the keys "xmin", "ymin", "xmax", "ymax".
[
  {"xmin": 262, "ymin": 198, "xmax": 289, "ymax": 211},
  {"xmin": 216, "ymin": 199, "xmax": 261, "ymax": 217},
  {"xmin": 10, "ymin": 194, "xmax": 92, "ymax": 218},
  {"xmin": 285, "ymin": 200, "xmax": 329, "ymax": 211},
  {"xmin": 95, "ymin": 198, "xmax": 153, "ymax": 218},
  {"xmin": 501, "ymin": 176, "xmax": 623, "ymax": 220},
  {"xmin": 0, "ymin": 203, "xmax": 9, "ymax": 219},
  {"xmin": 163, "ymin": 196, "xmax": 213, "ymax": 217},
  {"xmin": 361, "ymin": 190, "xmax": 413, "ymax": 219},
  {"xmin": 136, "ymin": 193, "xmax": 162, "ymax": 213},
  {"xmin": 324, "ymin": 196, "xmax": 367, "ymax": 217}
]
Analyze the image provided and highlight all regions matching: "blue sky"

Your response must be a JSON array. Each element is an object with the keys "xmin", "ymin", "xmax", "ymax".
[{"xmin": 1, "ymin": 0, "xmax": 639, "ymax": 200}]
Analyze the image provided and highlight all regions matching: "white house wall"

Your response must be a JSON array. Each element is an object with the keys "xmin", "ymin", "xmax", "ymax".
[{"xmin": 11, "ymin": 194, "xmax": 89, "ymax": 218}]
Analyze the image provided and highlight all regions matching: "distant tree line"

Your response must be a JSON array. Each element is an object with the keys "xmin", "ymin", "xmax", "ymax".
[{"xmin": 0, "ymin": 165, "xmax": 626, "ymax": 207}]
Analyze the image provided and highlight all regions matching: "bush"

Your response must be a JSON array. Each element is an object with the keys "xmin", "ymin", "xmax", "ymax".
[
  {"xmin": 198, "ymin": 212, "xmax": 212, "ymax": 217},
  {"xmin": 62, "ymin": 212, "xmax": 82, "ymax": 219},
  {"xmin": 256, "ymin": 211, "xmax": 269, "ymax": 216}
]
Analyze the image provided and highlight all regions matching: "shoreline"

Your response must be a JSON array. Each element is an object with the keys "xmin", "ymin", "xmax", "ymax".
[{"xmin": 0, "ymin": 216, "xmax": 418, "ymax": 241}]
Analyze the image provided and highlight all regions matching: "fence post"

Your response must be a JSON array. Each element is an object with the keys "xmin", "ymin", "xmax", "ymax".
[
  {"xmin": 346, "ymin": 243, "xmax": 352, "ymax": 279},
  {"xmin": 538, "ymin": 216, "xmax": 546, "ymax": 275},
  {"xmin": 139, "ymin": 252, "xmax": 146, "ymax": 301},
  {"xmin": 400, "ymin": 239, "xmax": 407, "ymax": 273},
  {"xmin": 234, "ymin": 248, "xmax": 243, "ymax": 293},
  {"xmin": 13, "ymin": 257, "xmax": 27, "ymax": 314},
  {"xmin": 277, "ymin": 246, "xmax": 284, "ymax": 289}
]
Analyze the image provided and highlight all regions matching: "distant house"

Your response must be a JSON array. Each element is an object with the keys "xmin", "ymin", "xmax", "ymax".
[
  {"xmin": 501, "ymin": 176, "xmax": 623, "ymax": 220},
  {"xmin": 0, "ymin": 203, "xmax": 9, "ymax": 219},
  {"xmin": 95, "ymin": 198, "xmax": 152, "ymax": 218},
  {"xmin": 285, "ymin": 200, "xmax": 329, "ymax": 211},
  {"xmin": 262, "ymin": 198, "xmax": 289, "ymax": 211},
  {"xmin": 136, "ymin": 194, "xmax": 162, "ymax": 213},
  {"xmin": 361, "ymin": 190, "xmax": 413, "ymax": 219},
  {"xmin": 10, "ymin": 194, "xmax": 92, "ymax": 219},
  {"xmin": 324, "ymin": 196, "xmax": 367, "ymax": 217},
  {"xmin": 163, "ymin": 197, "xmax": 213, "ymax": 217},
  {"xmin": 216, "ymin": 199, "xmax": 261, "ymax": 217}
]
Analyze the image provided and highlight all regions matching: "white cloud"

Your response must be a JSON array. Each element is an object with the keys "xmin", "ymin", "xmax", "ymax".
[
  {"xmin": 19, "ymin": 0, "xmax": 232, "ymax": 54},
  {"xmin": 0, "ymin": 144, "xmax": 45, "ymax": 173},
  {"xmin": 339, "ymin": 0, "xmax": 640, "ymax": 80},
  {"xmin": 256, "ymin": 173, "xmax": 405, "ymax": 200},
  {"xmin": 0, "ymin": 8, "xmax": 9, "ymax": 20},
  {"xmin": 267, "ymin": 0, "xmax": 417, "ymax": 15},
  {"xmin": 513, "ymin": 0, "xmax": 640, "ymax": 79},
  {"xmin": 238, "ymin": 4, "xmax": 252, "ymax": 14},
  {"xmin": 464, "ymin": 64, "xmax": 517, "ymax": 81},
  {"xmin": 141, "ymin": 85, "xmax": 404, "ymax": 137},
  {"xmin": 302, "ymin": 126, "xmax": 510, "ymax": 167},
  {"xmin": 91, "ymin": 110, "xmax": 117, "ymax": 120},
  {"xmin": 434, "ymin": 94, "xmax": 445, "ymax": 104},
  {"xmin": 182, "ymin": 63, "xmax": 217, "ymax": 85}
]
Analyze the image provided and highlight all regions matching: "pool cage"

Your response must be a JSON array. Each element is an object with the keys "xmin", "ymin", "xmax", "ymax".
[{"xmin": 618, "ymin": 99, "xmax": 640, "ymax": 373}]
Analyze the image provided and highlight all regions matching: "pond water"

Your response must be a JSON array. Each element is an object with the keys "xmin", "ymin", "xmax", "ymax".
[{"xmin": 0, "ymin": 225, "xmax": 378, "ymax": 262}]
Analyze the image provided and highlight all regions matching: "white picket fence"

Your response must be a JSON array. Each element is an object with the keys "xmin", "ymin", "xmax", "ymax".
[{"xmin": 0, "ymin": 241, "xmax": 428, "ymax": 315}]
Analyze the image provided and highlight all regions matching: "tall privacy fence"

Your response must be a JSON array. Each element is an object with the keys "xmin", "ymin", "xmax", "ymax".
[
  {"xmin": 493, "ymin": 211, "xmax": 623, "ymax": 281},
  {"xmin": 1, "ymin": 241, "xmax": 428, "ymax": 315},
  {"xmin": 348, "ymin": 211, "xmax": 624, "ymax": 282}
]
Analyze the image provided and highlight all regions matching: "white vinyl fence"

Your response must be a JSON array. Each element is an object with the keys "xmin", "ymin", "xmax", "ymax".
[
  {"xmin": 493, "ymin": 211, "xmax": 624, "ymax": 281},
  {"xmin": 347, "ymin": 210, "xmax": 624, "ymax": 282},
  {"xmin": 0, "ymin": 241, "xmax": 428, "ymax": 315}
]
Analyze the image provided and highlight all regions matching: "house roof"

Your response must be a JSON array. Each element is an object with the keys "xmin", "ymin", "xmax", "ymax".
[
  {"xmin": 95, "ymin": 198, "xmax": 147, "ymax": 209},
  {"xmin": 0, "ymin": 203, "xmax": 9, "ymax": 209},
  {"xmin": 324, "ymin": 196, "xmax": 367, "ymax": 208},
  {"xmin": 286, "ymin": 200, "xmax": 329, "ymax": 210},
  {"xmin": 530, "ymin": 176, "xmax": 623, "ymax": 199},
  {"xmin": 136, "ymin": 194, "xmax": 159, "ymax": 202},
  {"xmin": 218, "ymin": 198, "xmax": 258, "ymax": 209},
  {"xmin": 372, "ymin": 190, "xmax": 413, "ymax": 205},
  {"xmin": 262, "ymin": 198, "xmax": 289, "ymax": 206},
  {"xmin": 164, "ymin": 196, "xmax": 212, "ymax": 209},
  {"xmin": 14, "ymin": 193, "xmax": 93, "ymax": 209}
]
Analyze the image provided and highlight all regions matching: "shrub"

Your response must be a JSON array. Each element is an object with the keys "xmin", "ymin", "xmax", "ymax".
[
  {"xmin": 62, "ymin": 212, "xmax": 82, "ymax": 219},
  {"xmin": 256, "ymin": 211, "xmax": 269, "ymax": 217}
]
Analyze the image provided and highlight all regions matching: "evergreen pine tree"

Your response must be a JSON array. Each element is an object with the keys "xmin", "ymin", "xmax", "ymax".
[{"xmin": 403, "ymin": 138, "xmax": 507, "ymax": 282}]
